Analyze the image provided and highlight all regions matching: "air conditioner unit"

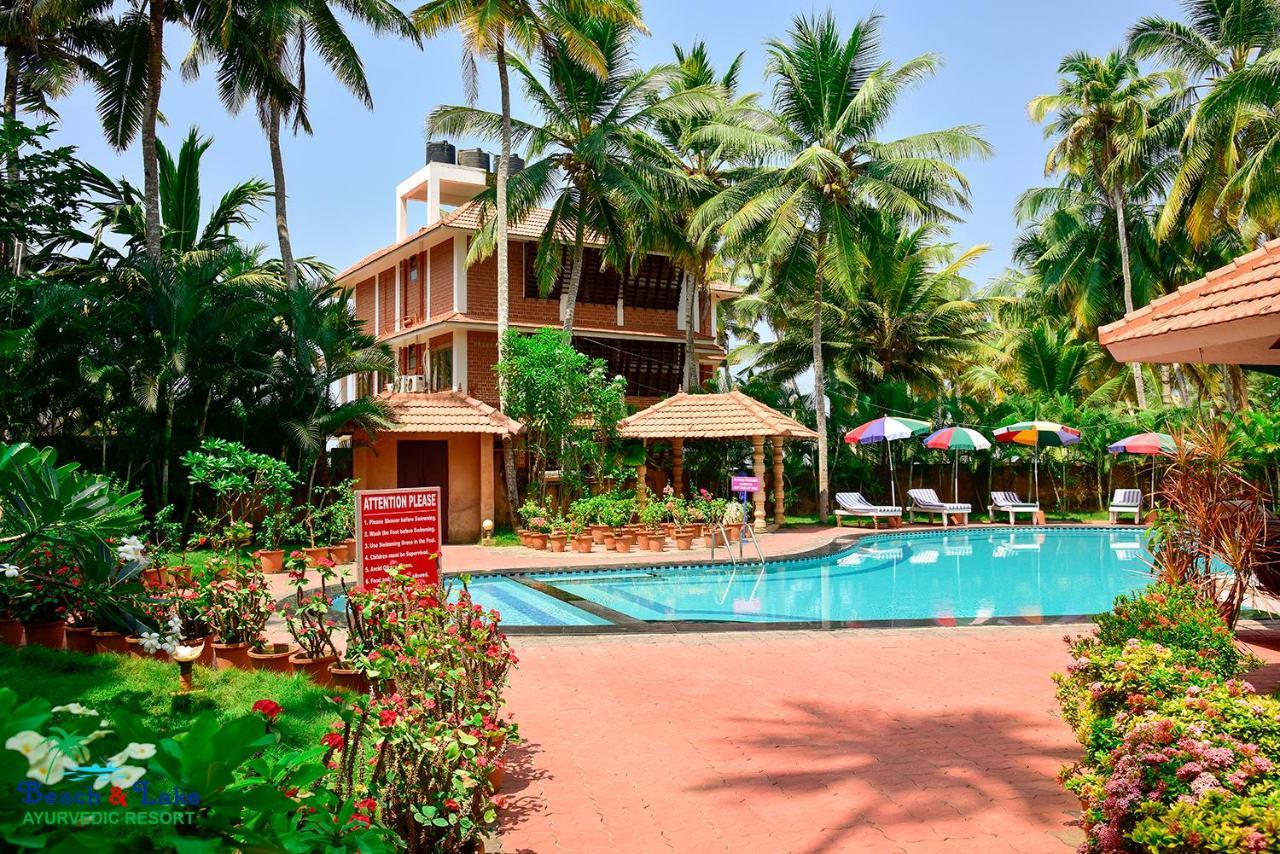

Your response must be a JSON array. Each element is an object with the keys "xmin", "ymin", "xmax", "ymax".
[{"xmin": 396, "ymin": 374, "xmax": 426, "ymax": 393}]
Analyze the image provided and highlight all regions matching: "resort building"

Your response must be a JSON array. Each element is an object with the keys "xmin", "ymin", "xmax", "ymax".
[{"xmin": 335, "ymin": 144, "xmax": 737, "ymax": 541}]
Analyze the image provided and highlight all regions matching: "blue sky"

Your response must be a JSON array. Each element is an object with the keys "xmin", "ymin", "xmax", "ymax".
[{"xmin": 48, "ymin": 0, "xmax": 1180, "ymax": 286}]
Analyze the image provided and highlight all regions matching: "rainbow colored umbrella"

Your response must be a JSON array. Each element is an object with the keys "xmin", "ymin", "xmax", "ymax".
[
  {"xmin": 993, "ymin": 421, "xmax": 1081, "ymax": 501},
  {"xmin": 924, "ymin": 427, "xmax": 992, "ymax": 502},
  {"xmin": 1109, "ymin": 432, "xmax": 1176, "ymax": 503},
  {"xmin": 844, "ymin": 417, "xmax": 931, "ymax": 505}
]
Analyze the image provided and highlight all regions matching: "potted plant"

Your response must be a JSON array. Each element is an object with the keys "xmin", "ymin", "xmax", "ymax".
[
  {"xmin": 183, "ymin": 438, "xmax": 297, "ymax": 567},
  {"xmin": 0, "ymin": 572, "xmax": 21, "ymax": 646},
  {"xmin": 546, "ymin": 514, "xmax": 569, "ymax": 553},
  {"xmin": 599, "ymin": 498, "xmax": 633, "ymax": 553},
  {"xmin": 322, "ymin": 480, "xmax": 357, "ymax": 562},
  {"xmin": 283, "ymin": 553, "xmax": 340, "ymax": 683},
  {"xmin": 567, "ymin": 513, "xmax": 592, "ymax": 554},
  {"xmin": 205, "ymin": 559, "xmax": 274, "ymax": 669},
  {"xmin": 640, "ymin": 500, "xmax": 668, "ymax": 552},
  {"xmin": 12, "ymin": 543, "xmax": 73, "ymax": 649},
  {"xmin": 716, "ymin": 500, "xmax": 745, "ymax": 548},
  {"xmin": 671, "ymin": 498, "xmax": 695, "ymax": 550},
  {"xmin": 255, "ymin": 502, "xmax": 299, "ymax": 574}
]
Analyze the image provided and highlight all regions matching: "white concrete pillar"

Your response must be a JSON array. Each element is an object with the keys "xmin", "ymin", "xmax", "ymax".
[
  {"xmin": 452, "ymin": 330, "xmax": 468, "ymax": 393},
  {"xmin": 453, "ymin": 238, "xmax": 468, "ymax": 313}
]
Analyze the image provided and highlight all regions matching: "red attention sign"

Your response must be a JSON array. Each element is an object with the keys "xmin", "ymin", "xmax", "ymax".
[{"xmin": 356, "ymin": 488, "xmax": 441, "ymax": 586}]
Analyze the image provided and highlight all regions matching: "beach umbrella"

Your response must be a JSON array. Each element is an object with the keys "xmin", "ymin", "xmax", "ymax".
[
  {"xmin": 924, "ymin": 427, "xmax": 992, "ymax": 502},
  {"xmin": 993, "ymin": 421, "xmax": 1081, "ymax": 502},
  {"xmin": 844, "ymin": 416, "xmax": 931, "ymax": 505},
  {"xmin": 1108, "ymin": 432, "xmax": 1176, "ymax": 505}
]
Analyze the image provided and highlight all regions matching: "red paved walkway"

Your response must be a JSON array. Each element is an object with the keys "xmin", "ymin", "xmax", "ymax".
[{"xmin": 497, "ymin": 626, "xmax": 1085, "ymax": 853}]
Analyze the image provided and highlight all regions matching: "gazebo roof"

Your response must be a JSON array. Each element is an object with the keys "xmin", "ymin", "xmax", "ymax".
[
  {"xmin": 617, "ymin": 390, "xmax": 819, "ymax": 440},
  {"xmin": 358, "ymin": 391, "xmax": 523, "ymax": 435}
]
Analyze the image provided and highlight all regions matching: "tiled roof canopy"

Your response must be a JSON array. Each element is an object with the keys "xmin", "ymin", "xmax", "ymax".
[
  {"xmin": 617, "ymin": 390, "xmax": 819, "ymax": 440},
  {"xmin": 1099, "ymin": 238, "xmax": 1280, "ymax": 366},
  {"xmin": 367, "ymin": 391, "xmax": 523, "ymax": 435}
]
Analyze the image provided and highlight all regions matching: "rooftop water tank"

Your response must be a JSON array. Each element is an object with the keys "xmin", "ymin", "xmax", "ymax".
[
  {"xmin": 457, "ymin": 147, "xmax": 491, "ymax": 171},
  {"xmin": 426, "ymin": 140, "xmax": 456, "ymax": 165}
]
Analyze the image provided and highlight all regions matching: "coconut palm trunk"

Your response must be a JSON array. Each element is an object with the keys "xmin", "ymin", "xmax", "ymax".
[
  {"xmin": 265, "ymin": 102, "xmax": 297, "ymax": 288},
  {"xmin": 142, "ymin": 0, "xmax": 165, "ymax": 258},
  {"xmin": 562, "ymin": 214, "xmax": 586, "ymax": 333},
  {"xmin": 495, "ymin": 35, "xmax": 520, "ymax": 514},
  {"xmin": 4, "ymin": 51, "xmax": 18, "ymax": 272},
  {"xmin": 812, "ymin": 236, "xmax": 829, "ymax": 523},
  {"xmin": 266, "ymin": 103, "xmax": 297, "ymax": 289},
  {"xmin": 1111, "ymin": 187, "xmax": 1148, "ymax": 408},
  {"xmin": 683, "ymin": 269, "xmax": 697, "ymax": 388}
]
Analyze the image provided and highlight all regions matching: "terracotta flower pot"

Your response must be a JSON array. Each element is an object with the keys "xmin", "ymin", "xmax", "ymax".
[
  {"xmin": 64, "ymin": 625, "xmax": 96, "ymax": 654},
  {"xmin": 126, "ymin": 635, "xmax": 169, "ymax": 662},
  {"xmin": 589, "ymin": 524, "xmax": 610, "ymax": 544},
  {"xmin": 22, "ymin": 620, "xmax": 65, "ymax": 650},
  {"xmin": 0, "ymin": 618, "xmax": 23, "ymax": 646},
  {"xmin": 527, "ymin": 533, "xmax": 548, "ymax": 551},
  {"xmin": 343, "ymin": 538, "xmax": 357, "ymax": 561},
  {"xmin": 487, "ymin": 761, "xmax": 505, "ymax": 792},
  {"xmin": 141, "ymin": 566, "xmax": 168, "ymax": 588},
  {"xmin": 603, "ymin": 533, "xmax": 617, "ymax": 551},
  {"xmin": 257, "ymin": 549, "xmax": 285, "ymax": 574},
  {"xmin": 302, "ymin": 546, "xmax": 330, "ymax": 567},
  {"xmin": 249, "ymin": 642, "xmax": 296, "ymax": 674},
  {"xmin": 574, "ymin": 535, "xmax": 594, "ymax": 553},
  {"xmin": 213, "ymin": 640, "xmax": 256, "ymax": 669},
  {"xmin": 291, "ymin": 652, "xmax": 336, "ymax": 685},
  {"xmin": 91, "ymin": 629, "xmax": 129, "ymax": 654},
  {"xmin": 329, "ymin": 664, "xmax": 370, "ymax": 693},
  {"xmin": 647, "ymin": 534, "xmax": 666, "ymax": 552},
  {"xmin": 548, "ymin": 534, "xmax": 568, "ymax": 553},
  {"xmin": 614, "ymin": 537, "xmax": 633, "ymax": 554},
  {"xmin": 634, "ymin": 531, "xmax": 650, "ymax": 550},
  {"xmin": 182, "ymin": 635, "xmax": 216, "ymax": 668},
  {"xmin": 675, "ymin": 533, "xmax": 695, "ymax": 551},
  {"xmin": 167, "ymin": 566, "xmax": 193, "ymax": 586}
]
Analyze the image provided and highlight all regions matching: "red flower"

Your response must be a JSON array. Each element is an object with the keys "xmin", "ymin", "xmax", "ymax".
[
  {"xmin": 354, "ymin": 797, "xmax": 377, "ymax": 812},
  {"xmin": 321, "ymin": 732, "xmax": 345, "ymax": 750},
  {"xmin": 281, "ymin": 787, "xmax": 299, "ymax": 798},
  {"xmin": 349, "ymin": 813, "xmax": 371, "ymax": 827},
  {"xmin": 378, "ymin": 708, "xmax": 397, "ymax": 728},
  {"xmin": 444, "ymin": 798, "xmax": 461, "ymax": 812},
  {"xmin": 252, "ymin": 699, "xmax": 282, "ymax": 722}
]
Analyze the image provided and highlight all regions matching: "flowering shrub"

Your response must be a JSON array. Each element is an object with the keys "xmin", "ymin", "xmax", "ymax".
[
  {"xmin": 324, "ymin": 569, "xmax": 518, "ymax": 852},
  {"xmin": 1094, "ymin": 584, "xmax": 1251, "ymax": 680},
  {"xmin": 282, "ymin": 552, "xmax": 339, "ymax": 659},
  {"xmin": 205, "ymin": 562, "xmax": 273, "ymax": 646},
  {"xmin": 1055, "ymin": 584, "xmax": 1278, "ymax": 853},
  {"xmin": 7, "ymin": 542, "xmax": 75, "ymax": 623}
]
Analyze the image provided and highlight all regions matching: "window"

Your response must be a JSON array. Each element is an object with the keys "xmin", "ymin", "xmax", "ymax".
[
  {"xmin": 429, "ymin": 348, "xmax": 453, "ymax": 392},
  {"xmin": 406, "ymin": 346, "xmax": 419, "ymax": 375},
  {"xmin": 574, "ymin": 337, "xmax": 684, "ymax": 397}
]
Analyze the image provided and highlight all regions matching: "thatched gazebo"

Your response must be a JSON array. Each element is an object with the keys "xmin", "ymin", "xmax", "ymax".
[{"xmin": 616, "ymin": 390, "xmax": 819, "ymax": 531}]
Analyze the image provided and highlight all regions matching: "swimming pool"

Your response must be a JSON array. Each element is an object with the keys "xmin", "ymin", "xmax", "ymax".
[
  {"xmin": 519, "ymin": 527, "xmax": 1155, "ymax": 628},
  {"xmin": 330, "ymin": 575, "xmax": 609, "ymax": 627}
]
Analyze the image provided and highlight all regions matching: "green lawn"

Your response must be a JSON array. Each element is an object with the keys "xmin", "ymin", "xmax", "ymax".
[{"xmin": 0, "ymin": 645, "xmax": 336, "ymax": 755}]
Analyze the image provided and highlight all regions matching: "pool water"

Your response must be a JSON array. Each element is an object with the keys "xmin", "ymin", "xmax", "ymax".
[
  {"xmin": 526, "ymin": 528, "xmax": 1154, "ymax": 626},
  {"xmin": 330, "ymin": 575, "xmax": 608, "ymax": 627}
]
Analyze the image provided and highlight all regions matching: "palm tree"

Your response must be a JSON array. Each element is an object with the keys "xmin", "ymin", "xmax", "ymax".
[
  {"xmin": 694, "ymin": 12, "xmax": 989, "ymax": 522},
  {"xmin": 413, "ymin": 0, "xmax": 642, "ymax": 515},
  {"xmin": 429, "ymin": 12, "xmax": 712, "ymax": 334},
  {"xmin": 1129, "ymin": 0, "xmax": 1280, "ymax": 243},
  {"xmin": 639, "ymin": 41, "xmax": 761, "ymax": 389},
  {"xmin": 184, "ymin": 0, "xmax": 416, "ymax": 290},
  {"xmin": 2, "ymin": 0, "xmax": 111, "ymax": 121},
  {"xmin": 84, "ymin": 127, "xmax": 272, "ymax": 257},
  {"xmin": 96, "ymin": 0, "xmax": 192, "ymax": 258},
  {"xmin": 1029, "ymin": 50, "xmax": 1181, "ymax": 408}
]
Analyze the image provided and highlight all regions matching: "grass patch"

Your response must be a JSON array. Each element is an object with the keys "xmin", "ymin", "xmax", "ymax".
[
  {"xmin": 0, "ymin": 645, "xmax": 336, "ymax": 755},
  {"xmin": 485, "ymin": 524, "xmax": 523, "ymax": 547}
]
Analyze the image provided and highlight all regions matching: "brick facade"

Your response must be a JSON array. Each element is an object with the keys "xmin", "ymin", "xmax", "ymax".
[
  {"xmin": 429, "ymin": 241, "xmax": 453, "ymax": 319},
  {"xmin": 467, "ymin": 331, "xmax": 500, "ymax": 406}
]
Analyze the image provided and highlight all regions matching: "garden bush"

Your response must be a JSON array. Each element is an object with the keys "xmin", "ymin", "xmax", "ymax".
[{"xmin": 1056, "ymin": 584, "xmax": 1278, "ymax": 853}]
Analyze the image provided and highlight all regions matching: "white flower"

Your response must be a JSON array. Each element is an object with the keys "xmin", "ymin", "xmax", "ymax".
[
  {"xmin": 0, "ymin": 564, "xmax": 19, "ymax": 578},
  {"xmin": 139, "ymin": 632, "xmax": 162, "ymax": 654},
  {"xmin": 27, "ymin": 749, "xmax": 77, "ymax": 785},
  {"xmin": 92, "ymin": 764, "xmax": 145, "ymax": 791},
  {"xmin": 167, "ymin": 615, "xmax": 183, "ymax": 634},
  {"xmin": 51, "ymin": 703, "xmax": 98, "ymax": 717},
  {"xmin": 116, "ymin": 535, "xmax": 149, "ymax": 569},
  {"xmin": 6, "ymin": 731, "xmax": 52, "ymax": 764},
  {"xmin": 108, "ymin": 742, "xmax": 156, "ymax": 764}
]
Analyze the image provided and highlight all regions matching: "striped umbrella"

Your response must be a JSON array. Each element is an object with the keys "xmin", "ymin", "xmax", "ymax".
[
  {"xmin": 993, "ymin": 421, "xmax": 1081, "ymax": 502},
  {"xmin": 1109, "ymin": 432, "xmax": 1176, "ymax": 505},
  {"xmin": 844, "ymin": 417, "xmax": 931, "ymax": 506},
  {"xmin": 924, "ymin": 427, "xmax": 992, "ymax": 502}
]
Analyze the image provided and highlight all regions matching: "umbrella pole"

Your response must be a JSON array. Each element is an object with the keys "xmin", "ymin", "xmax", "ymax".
[{"xmin": 889, "ymin": 444, "xmax": 897, "ymax": 506}]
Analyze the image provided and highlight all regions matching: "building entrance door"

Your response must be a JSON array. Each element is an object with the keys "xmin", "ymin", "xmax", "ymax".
[{"xmin": 396, "ymin": 440, "xmax": 450, "ymax": 542}]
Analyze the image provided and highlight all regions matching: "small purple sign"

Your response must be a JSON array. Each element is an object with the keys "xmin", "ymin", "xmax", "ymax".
[{"xmin": 730, "ymin": 475, "xmax": 761, "ymax": 492}]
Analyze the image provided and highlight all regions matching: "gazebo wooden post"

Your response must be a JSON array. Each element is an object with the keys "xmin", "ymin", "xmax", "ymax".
[
  {"xmin": 672, "ymin": 438, "xmax": 684, "ymax": 497},
  {"xmin": 752, "ymin": 435, "xmax": 767, "ymax": 533},
  {"xmin": 772, "ymin": 436, "xmax": 785, "ymax": 526},
  {"xmin": 637, "ymin": 440, "xmax": 648, "ymax": 508}
]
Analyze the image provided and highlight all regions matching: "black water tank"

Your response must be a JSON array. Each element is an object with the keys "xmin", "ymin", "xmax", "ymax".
[
  {"xmin": 458, "ymin": 147, "xmax": 491, "ymax": 171},
  {"xmin": 507, "ymin": 154, "xmax": 525, "ymax": 173},
  {"xmin": 426, "ymin": 140, "xmax": 455, "ymax": 165}
]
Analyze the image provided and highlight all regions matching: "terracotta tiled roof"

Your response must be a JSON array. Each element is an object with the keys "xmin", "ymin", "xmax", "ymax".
[
  {"xmin": 1099, "ymin": 237, "xmax": 1280, "ymax": 347},
  {"xmin": 372, "ymin": 391, "xmax": 522, "ymax": 435},
  {"xmin": 335, "ymin": 201, "xmax": 603, "ymax": 282},
  {"xmin": 617, "ymin": 390, "xmax": 819, "ymax": 440},
  {"xmin": 378, "ymin": 312, "xmax": 723, "ymax": 350}
]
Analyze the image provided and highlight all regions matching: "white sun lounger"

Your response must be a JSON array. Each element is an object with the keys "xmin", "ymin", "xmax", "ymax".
[
  {"xmin": 834, "ymin": 492, "xmax": 902, "ymax": 529},
  {"xmin": 1109, "ymin": 488, "xmax": 1143, "ymax": 524},
  {"xmin": 907, "ymin": 489, "xmax": 971, "ymax": 527},
  {"xmin": 990, "ymin": 491, "xmax": 1040, "ymax": 525}
]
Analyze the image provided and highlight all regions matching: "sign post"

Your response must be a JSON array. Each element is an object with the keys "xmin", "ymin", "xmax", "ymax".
[{"xmin": 356, "ymin": 487, "xmax": 442, "ymax": 586}]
